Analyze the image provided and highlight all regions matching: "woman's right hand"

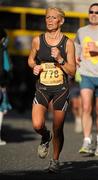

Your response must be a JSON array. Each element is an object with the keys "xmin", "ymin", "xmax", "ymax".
[{"xmin": 33, "ymin": 65, "xmax": 42, "ymax": 75}]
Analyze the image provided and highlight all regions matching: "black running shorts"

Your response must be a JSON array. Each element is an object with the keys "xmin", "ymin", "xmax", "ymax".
[{"xmin": 33, "ymin": 83, "xmax": 69, "ymax": 111}]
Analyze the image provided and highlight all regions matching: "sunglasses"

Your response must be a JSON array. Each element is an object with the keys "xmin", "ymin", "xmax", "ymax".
[{"xmin": 89, "ymin": 10, "xmax": 98, "ymax": 14}]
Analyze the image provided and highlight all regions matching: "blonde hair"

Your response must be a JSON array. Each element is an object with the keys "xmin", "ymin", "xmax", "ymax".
[{"xmin": 46, "ymin": 7, "xmax": 65, "ymax": 19}]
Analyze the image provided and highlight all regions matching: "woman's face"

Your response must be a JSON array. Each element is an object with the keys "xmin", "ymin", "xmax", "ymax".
[{"xmin": 45, "ymin": 9, "xmax": 62, "ymax": 31}]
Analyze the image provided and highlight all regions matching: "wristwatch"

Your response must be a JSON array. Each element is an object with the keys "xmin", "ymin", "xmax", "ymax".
[{"xmin": 58, "ymin": 58, "xmax": 65, "ymax": 65}]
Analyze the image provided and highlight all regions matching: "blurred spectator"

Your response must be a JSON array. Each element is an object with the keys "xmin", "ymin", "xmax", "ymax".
[{"xmin": 0, "ymin": 26, "xmax": 12, "ymax": 145}]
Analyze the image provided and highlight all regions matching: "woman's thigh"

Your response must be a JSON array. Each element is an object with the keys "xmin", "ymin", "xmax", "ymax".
[{"xmin": 32, "ymin": 103, "xmax": 47, "ymax": 128}]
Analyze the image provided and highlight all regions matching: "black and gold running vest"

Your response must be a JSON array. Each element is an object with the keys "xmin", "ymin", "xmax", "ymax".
[{"xmin": 35, "ymin": 34, "xmax": 68, "ymax": 86}]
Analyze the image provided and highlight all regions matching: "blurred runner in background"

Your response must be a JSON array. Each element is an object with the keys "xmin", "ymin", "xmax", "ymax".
[{"xmin": 74, "ymin": 3, "xmax": 98, "ymax": 156}]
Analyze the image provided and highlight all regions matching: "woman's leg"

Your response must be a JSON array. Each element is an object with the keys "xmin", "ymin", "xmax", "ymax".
[
  {"xmin": 32, "ymin": 103, "xmax": 52, "ymax": 158},
  {"xmin": 52, "ymin": 110, "xmax": 65, "ymax": 160},
  {"xmin": 32, "ymin": 103, "xmax": 47, "ymax": 134}
]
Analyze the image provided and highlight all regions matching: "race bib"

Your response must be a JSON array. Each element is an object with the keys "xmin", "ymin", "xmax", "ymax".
[{"xmin": 40, "ymin": 62, "xmax": 64, "ymax": 86}]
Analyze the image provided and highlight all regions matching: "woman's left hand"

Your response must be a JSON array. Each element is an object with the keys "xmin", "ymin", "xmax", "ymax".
[{"xmin": 51, "ymin": 47, "xmax": 61, "ymax": 61}]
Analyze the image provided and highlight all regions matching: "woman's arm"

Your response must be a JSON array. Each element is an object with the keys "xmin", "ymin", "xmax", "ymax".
[
  {"xmin": 28, "ymin": 36, "xmax": 42, "ymax": 75},
  {"xmin": 28, "ymin": 36, "xmax": 39, "ymax": 69},
  {"xmin": 51, "ymin": 38, "xmax": 76, "ymax": 76},
  {"xmin": 61, "ymin": 39, "xmax": 76, "ymax": 76}
]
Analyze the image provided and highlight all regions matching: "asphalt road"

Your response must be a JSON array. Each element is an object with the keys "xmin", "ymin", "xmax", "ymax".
[{"xmin": 0, "ymin": 110, "xmax": 98, "ymax": 180}]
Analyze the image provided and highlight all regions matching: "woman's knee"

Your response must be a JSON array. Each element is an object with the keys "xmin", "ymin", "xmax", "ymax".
[{"xmin": 32, "ymin": 120, "xmax": 44, "ymax": 131}]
